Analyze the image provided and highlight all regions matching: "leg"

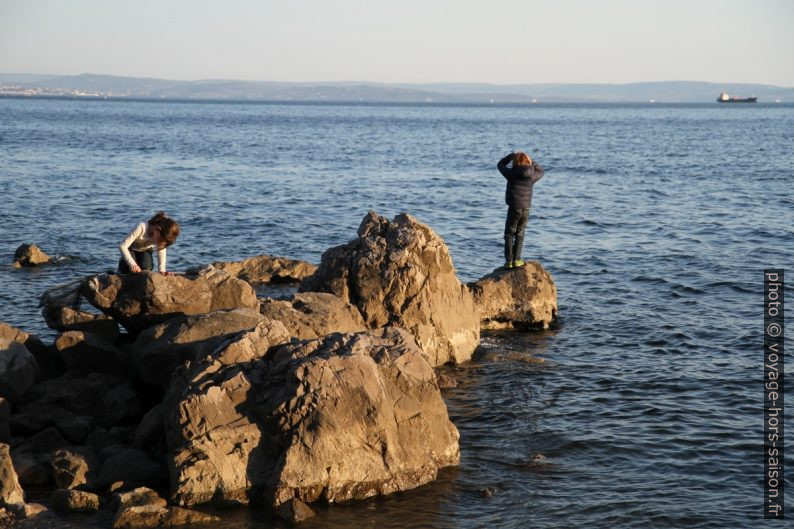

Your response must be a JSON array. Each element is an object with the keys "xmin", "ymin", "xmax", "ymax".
[
  {"xmin": 137, "ymin": 250, "xmax": 154, "ymax": 272},
  {"xmin": 118, "ymin": 250, "xmax": 154, "ymax": 273},
  {"xmin": 512, "ymin": 208, "xmax": 529, "ymax": 263},
  {"xmin": 504, "ymin": 207, "xmax": 522, "ymax": 264}
]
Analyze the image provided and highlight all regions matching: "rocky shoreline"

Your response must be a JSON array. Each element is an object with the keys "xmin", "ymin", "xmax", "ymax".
[{"xmin": 0, "ymin": 211, "xmax": 557, "ymax": 527}]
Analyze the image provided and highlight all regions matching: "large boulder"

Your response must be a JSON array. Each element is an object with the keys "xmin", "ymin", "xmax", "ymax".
[
  {"xmin": 259, "ymin": 292, "xmax": 366, "ymax": 340},
  {"xmin": 54, "ymin": 331, "xmax": 128, "ymax": 376},
  {"xmin": 13, "ymin": 243, "xmax": 50, "ymax": 267},
  {"xmin": 300, "ymin": 212, "xmax": 479, "ymax": 366},
  {"xmin": 211, "ymin": 254, "xmax": 317, "ymax": 285},
  {"xmin": 81, "ymin": 266, "xmax": 260, "ymax": 334},
  {"xmin": 0, "ymin": 443, "xmax": 25, "ymax": 514},
  {"xmin": 129, "ymin": 308, "xmax": 264, "ymax": 388},
  {"xmin": 0, "ymin": 338, "xmax": 38, "ymax": 402},
  {"xmin": 164, "ymin": 325, "xmax": 459, "ymax": 508},
  {"xmin": 467, "ymin": 263, "xmax": 558, "ymax": 330}
]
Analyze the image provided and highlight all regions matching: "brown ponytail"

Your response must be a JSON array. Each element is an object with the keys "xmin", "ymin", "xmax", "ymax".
[{"xmin": 148, "ymin": 211, "xmax": 180, "ymax": 247}]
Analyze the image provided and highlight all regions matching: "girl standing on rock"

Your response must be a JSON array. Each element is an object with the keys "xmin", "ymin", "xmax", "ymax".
[
  {"xmin": 497, "ymin": 151, "xmax": 544, "ymax": 268},
  {"xmin": 118, "ymin": 211, "xmax": 180, "ymax": 275}
]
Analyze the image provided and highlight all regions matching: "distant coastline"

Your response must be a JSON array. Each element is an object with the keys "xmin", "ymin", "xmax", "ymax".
[{"xmin": 1, "ymin": 73, "xmax": 792, "ymax": 104}]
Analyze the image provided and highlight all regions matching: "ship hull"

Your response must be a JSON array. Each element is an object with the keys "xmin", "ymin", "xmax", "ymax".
[{"xmin": 717, "ymin": 97, "xmax": 758, "ymax": 103}]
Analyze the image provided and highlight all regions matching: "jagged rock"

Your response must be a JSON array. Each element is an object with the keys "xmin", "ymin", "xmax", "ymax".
[
  {"xmin": 50, "ymin": 488, "xmax": 100, "ymax": 512},
  {"xmin": 467, "ymin": 263, "xmax": 557, "ymax": 330},
  {"xmin": 300, "ymin": 211, "xmax": 479, "ymax": 366},
  {"xmin": 51, "ymin": 447, "xmax": 100, "ymax": 490},
  {"xmin": 211, "ymin": 254, "xmax": 317, "ymax": 284},
  {"xmin": 13, "ymin": 243, "xmax": 50, "ymax": 268},
  {"xmin": 54, "ymin": 331, "xmax": 128, "ymax": 376},
  {"xmin": 129, "ymin": 308, "xmax": 264, "ymax": 387},
  {"xmin": 0, "ymin": 339, "xmax": 38, "ymax": 402},
  {"xmin": 165, "ymin": 326, "xmax": 459, "ymax": 508},
  {"xmin": 259, "ymin": 292, "xmax": 366, "ymax": 340},
  {"xmin": 45, "ymin": 306, "xmax": 120, "ymax": 342},
  {"xmin": 113, "ymin": 504, "xmax": 220, "ymax": 529},
  {"xmin": 114, "ymin": 487, "xmax": 167, "ymax": 510},
  {"xmin": 0, "ymin": 399, "xmax": 9, "ymax": 443},
  {"xmin": 0, "ymin": 444, "xmax": 25, "ymax": 515},
  {"xmin": 97, "ymin": 448, "xmax": 166, "ymax": 490},
  {"xmin": 81, "ymin": 266, "xmax": 260, "ymax": 334},
  {"xmin": 10, "ymin": 427, "xmax": 69, "ymax": 486},
  {"xmin": 276, "ymin": 498, "xmax": 316, "ymax": 523},
  {"xmin": 11, "ymin": 372, "xmax": 141, "ymax": 439}
]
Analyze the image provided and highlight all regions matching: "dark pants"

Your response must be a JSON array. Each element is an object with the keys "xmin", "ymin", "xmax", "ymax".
[
  {"xmin": 504, "ymin": 206, "xmax": 529, "ymax": 263},
  {"xmin": 118, "ymin": 250, "xmax": 153, "ymax": 273}
]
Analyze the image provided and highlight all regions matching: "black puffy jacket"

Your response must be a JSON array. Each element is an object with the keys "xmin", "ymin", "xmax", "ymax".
[{"xmin": 497, "ymin": 154, "xmax": 544, "ymax": 208}]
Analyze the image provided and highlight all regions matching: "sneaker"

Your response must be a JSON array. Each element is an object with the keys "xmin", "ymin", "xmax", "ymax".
[
  {"xmin": 513, "ymin": 260, "xmax": 525, "ymax": 267},
  {"xmin": 504, "ymin": 261, "xmax": 514, "ymax": 269}
]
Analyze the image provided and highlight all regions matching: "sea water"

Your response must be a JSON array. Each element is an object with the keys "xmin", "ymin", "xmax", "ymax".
[{"xmin": 1, "ymin": 98, "xmax": 792, "ymax": 528}]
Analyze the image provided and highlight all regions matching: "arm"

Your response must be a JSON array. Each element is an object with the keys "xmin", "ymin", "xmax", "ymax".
[
  {"xmin": 497, "ymin": 153, "xmax": 514, "ymax": 179},
  {"xmin": 531, "ymin": 163, "xmax": 544, "ymax": 183},
  {"xmin": 119, "ymin": 222, "xmax": 147, "ymax": 272},
  {"xmin": 156, "ymin": 247, "xmax": 167, "ymax": 273}
]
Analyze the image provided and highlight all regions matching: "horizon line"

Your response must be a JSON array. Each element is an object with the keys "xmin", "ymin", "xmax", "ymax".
[{"xmin": 1, "ymin": 72, "xmax": 792, "ymax": 89}]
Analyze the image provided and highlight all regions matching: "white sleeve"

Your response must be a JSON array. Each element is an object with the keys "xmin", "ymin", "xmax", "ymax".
[
  {"xmin": 119, "ymin": 222, "xmax": 146, "ymax": 270},
  {"xmin": 157, "ymin": 247, "xmax": 167, "ymax": 273}
]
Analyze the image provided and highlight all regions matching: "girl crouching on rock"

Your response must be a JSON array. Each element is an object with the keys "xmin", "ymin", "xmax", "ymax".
[{"xmin": 118, "ymin": 211, "xmax": 180, "ymax": 275}]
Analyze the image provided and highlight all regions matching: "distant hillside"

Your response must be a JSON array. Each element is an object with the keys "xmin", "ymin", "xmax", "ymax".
[{"xmin": 1, "ymin": 73, "xmax": 792, "ymax": 103}]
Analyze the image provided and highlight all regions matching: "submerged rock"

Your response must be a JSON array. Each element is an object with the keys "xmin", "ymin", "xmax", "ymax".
[
  {"xmin": 13, "ymin": 244, "xmax": 50, "ymax": 268},
  {"xmin": 164, "ymin": 325, "xmax": 459, "ymax": 508},
  {"xmin": 113, "ymin": 504, "xmax": 219, "ymax": 529},
  {"xmin": 300, "ymin": 211, "xmax": 480, "ymax": 366},
  {"xmin": 276, "ymin": 498, "xmax": 316, "ymax": 523},
  {"xmin": 211, "ymin": 254, "xmax": 317, "ymax": 285},
  {"xmin": 467, "ymin": 262, "xmax": 557, "ymax": 330},
  {"xmin": 259, "ymin": 292, "xmax": 367, "ymax": 340},
  {"xmin": 81, "ymin": 266, "xmax": 259, "ymax": 334},
  {"xmin": 129, "ymin": 308, "xmax": 264, "ymax": 388}
]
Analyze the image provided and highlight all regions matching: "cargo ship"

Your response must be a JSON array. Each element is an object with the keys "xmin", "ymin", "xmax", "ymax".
[{"xmin": 717, "ymin": 92, "xmax": 757, "ymax": 103}]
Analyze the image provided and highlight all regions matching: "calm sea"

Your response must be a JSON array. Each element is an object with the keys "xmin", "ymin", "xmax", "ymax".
[{"xmin": 1, "ymin": 98, "xmax": 792, "ymax": 528}]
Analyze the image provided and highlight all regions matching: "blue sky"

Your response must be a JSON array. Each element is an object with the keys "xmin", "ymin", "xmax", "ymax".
[{"xmin": 1, "ymin": 0, "xmax": 792, "ymax": 85}]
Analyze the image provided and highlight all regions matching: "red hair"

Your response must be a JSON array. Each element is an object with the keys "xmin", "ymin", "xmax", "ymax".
[{"xmin": 513, "ymin": 152, "xmax": 532, "ymax": 166}]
